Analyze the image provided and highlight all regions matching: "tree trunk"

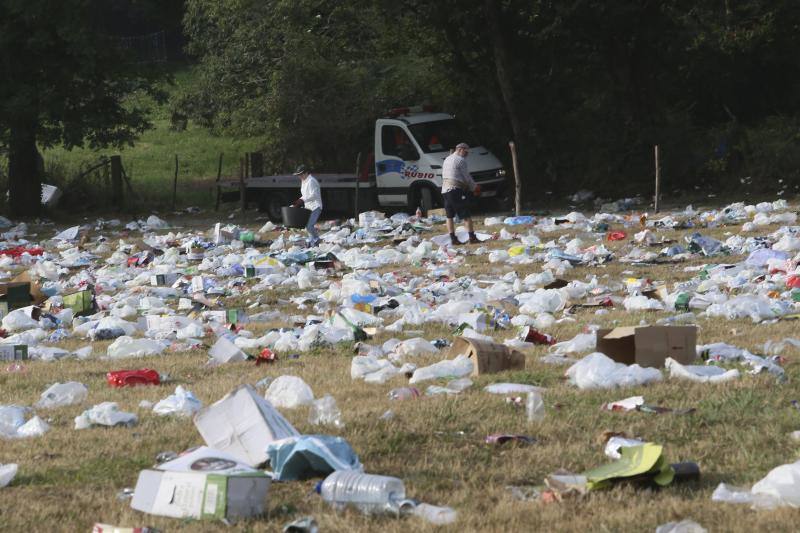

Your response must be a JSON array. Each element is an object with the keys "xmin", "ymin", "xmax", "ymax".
[
  {"xmin": 8, "ymin": 122, "xmax": 41, "ymax": 218},
  {"xmin": 484, "ymin": 0, "xmax": 526, "ymax": 196}
]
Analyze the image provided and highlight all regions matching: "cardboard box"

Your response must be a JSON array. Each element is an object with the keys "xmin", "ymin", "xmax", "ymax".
[
  {"xmin": 131, "ymin": 446, "xmax": 270, "ymax": 520},
  {"xmin": 596, "ymin": 326, "xmax": 697, "ymax": 368},
  {"xmin": 150, "ymin": 273, "xmax": 179, "ymax": 287},
  {"xmin": 0, "ymin": 344, "xmax": 28, "ymax": 361},
  {"xmin": 194, "ymin": 385, "xmax": 299, "ymax": 467},
  {"xmin": 62, "ymin": 289, "xmax": 94, "ymax": 316},
  {"xmin": 448, "ymin": 336, "xmax": 525, "ymax": 375},
  {"xmin": 0, "ymin": 281, "xmax": 33, "ymax": 311}
]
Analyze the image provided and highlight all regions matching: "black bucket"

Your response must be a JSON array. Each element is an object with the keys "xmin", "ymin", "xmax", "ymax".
[{"xmin": 282, "ymin": 206, "xmax": 311, "ymax": 228}]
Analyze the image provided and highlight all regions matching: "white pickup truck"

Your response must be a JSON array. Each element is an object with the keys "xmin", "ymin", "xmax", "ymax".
[{"xmin": 219, "ymin": 106, "xmax": 508, "ymax": 221}]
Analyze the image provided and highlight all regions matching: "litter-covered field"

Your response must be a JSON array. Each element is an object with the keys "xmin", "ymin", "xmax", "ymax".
[{"xmin": 2, "ymin": 201, "xmax": 800, "ymax": 532}]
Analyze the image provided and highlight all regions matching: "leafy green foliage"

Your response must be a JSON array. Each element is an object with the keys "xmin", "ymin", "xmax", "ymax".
[{"xmin": 0, "ymin": 0, "xmax": 170, "ymax": 215}]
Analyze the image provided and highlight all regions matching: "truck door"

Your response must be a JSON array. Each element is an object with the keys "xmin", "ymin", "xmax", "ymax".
[{"xmin": 375, "ymin": 122, "xmax": 419, "ymax": 206}]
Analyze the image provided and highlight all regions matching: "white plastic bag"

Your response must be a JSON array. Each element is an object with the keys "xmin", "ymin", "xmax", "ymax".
[
  {"xmin": 74, "ymin": 402, "xmax": 137, "ymax": 429},
  {"xmin": 107, "ymin": 336, "xmax": 166, "ymax": 358},
  {"xmin": 35, "ymin": 382, "xmax": 88, "ymax": 409},
  {"xmin": 0, "ymin": 464, "xmax": 18, "ymax": 488},
  {"xmin": 153, "ymin": 386, "xmax": 202, "ymax": 417},
  {"xmin": 409, "ymin": 355, "xmax": 473, "ymax": 384},
  {"xmin": 265, "ymin": 375, "xmax": 315, "ymax": 408},
  {"xmin": 565, "ymin": 352, "xmax": 662, "ymax": 390},
  {"xmin": 549, "ymin": 332, "xmax": 595, "ymax": 355},
  {"xmin": 665, "ymin": 358, "xmax": 740, "ymax": 383},
  {"xmin": 308, "ymin": 395, "xmax": 344, "ymax": 428}
]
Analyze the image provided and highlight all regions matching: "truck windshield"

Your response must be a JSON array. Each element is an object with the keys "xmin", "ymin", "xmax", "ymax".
[{"xmin": 408, "ymin": 119, "xmax": 477, "ymax": 154}]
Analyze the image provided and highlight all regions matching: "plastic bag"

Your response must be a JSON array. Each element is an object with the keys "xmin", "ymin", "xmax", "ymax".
[
  {"xmin": 565, "ymin": 352, "xmax": 662, "ymax": 390},
  {"xmin": 0, "ymin": 464, "xmax": 18, "ymax": 488},
  {"xmin": 623, "ymin": 295, "xmax": 664, "ymax": 311},
  {"xmin": 412, "ymin": 503, "xmax": 458, "ymax": 525},
  {"xmin": 549, "ymin": 332, "xmax": 596, "ymax": 355},
  {"xmin": 665, "ymin": 358, "xmax": 740, "ymax": 383},
  {"xmin": 265, "ymin": 375, "xmax": 315, "ymax": 409},
  {"xmin": 655, "ymin": 520, "xmax": 707, "ymax": 533},
  {"xmin": 408, "ymin": 355, "xmax": 473, "ymax": 384},
  {"xmin": 266, "ymin": 435, "xmax": 362, "ymax": 481},
  {"xmin": 518, "ymin": 289, "xmax": 566, "ymax": 314},
  {"xmin": 751, "ymin": 459, "xmax": 800, "ymax": 508},
  {"xmin": 74, "ymin": 402, "xmax": 137, "ymax": 429},
  {"xmin": 2, "ymin": 309, "xmax": 39, "ymax": 332},
  {"xmin": 35, "ymin": 381, "xmax": 88, "ymax": 409},
  {"xmin": 308, "ymin": 395, "xmax": 344, "ymax": 428},
  {"xmin": 153, "ymin": 386, "xmax": 202, "ymax": 417},
  {"xmin": 107, "ymin": 336, "xmax": 166, "ymax": 358}
]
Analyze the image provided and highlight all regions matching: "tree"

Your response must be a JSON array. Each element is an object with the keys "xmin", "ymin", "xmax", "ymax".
[{"xmin": 0, "ymin": 0, "xmax": 167, "ymax": 217}]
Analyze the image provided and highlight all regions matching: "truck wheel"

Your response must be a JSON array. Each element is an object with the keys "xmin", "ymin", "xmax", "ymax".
[
  {"xmin": 261, "ymin": 192, "xmax": 287, "ymax": 223},
  {"xmin": 420, "ymin": 187, "xmax": 434, "ymax": 216}
]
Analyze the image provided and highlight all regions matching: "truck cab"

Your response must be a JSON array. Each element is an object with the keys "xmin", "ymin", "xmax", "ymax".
[{"xmin": 374, "ymin": 106, "xmax": 507, "ymax": 212}]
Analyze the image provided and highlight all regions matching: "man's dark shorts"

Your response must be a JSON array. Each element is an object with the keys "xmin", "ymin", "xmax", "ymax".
[{"xmin": 443, "ymin": 188, "xmax": 471, "ymax": 219}]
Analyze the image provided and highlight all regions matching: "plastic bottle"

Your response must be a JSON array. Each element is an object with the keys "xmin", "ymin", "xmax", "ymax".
[
  {"xmin": 317, "ymin": 471, "xmax": 410, "ymax": 515},
  {"xmin": 388, "ymin": 387, "xmax": 420, "ymax": 401},
  {"xmin": 526, "ymin": 391, "xmax": 545, "ymax": 422},
  {"xmin": 416, "ymin": 206, "xmax": 423, "ymax": 219}
]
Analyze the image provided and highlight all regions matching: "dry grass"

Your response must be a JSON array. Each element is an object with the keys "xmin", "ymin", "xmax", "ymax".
[{"xmin": 2, "ymin": 208, "xmax": 800, "ymax": 532}]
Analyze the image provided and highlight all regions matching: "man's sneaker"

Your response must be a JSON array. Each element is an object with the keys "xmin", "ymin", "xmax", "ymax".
[
  {"xmin": 468, "ymin": 233, "xmax": 480, "ymax": 244},
  {"xmin": 450, "ymin": 234, "xmax": 463, "ymax": 246}
]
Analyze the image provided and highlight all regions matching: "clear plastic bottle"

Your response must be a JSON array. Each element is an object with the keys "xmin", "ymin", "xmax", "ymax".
[
  {"xmin": 526, "ymin": 391, "xmax": 545, "ymax": 422},
  {"xmin": 388, "ymin": 387, "xmax": 420, "ymax": 401},
  {"xmin": 318, "ymin": 471, "xmax": 409, "ymax": 515}
]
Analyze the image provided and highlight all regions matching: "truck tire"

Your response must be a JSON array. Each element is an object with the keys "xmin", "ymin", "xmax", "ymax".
[
  {"xmin": 419, "ymin": 186, "xmax": 435, "ymax": 216},
  {"xmin": 260, "ymin": 192, "xmax": 287, "ymax": 223}
]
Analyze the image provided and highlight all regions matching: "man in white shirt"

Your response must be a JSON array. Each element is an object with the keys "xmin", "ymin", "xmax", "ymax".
[
  {"xmin": 291, "ymin": 165, "xmax": 322, "ymax": 246},
  {"xmin": 441, "ymin": 143, "xmax": 480, "ymax": 245}
]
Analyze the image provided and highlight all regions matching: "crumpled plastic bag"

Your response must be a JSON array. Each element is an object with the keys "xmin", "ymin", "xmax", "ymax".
[
  {"xmin": 35, "ymin": 382, "xmax": 88, "ymax": 409},
  {"xmin": 265, "ymin": 375, "xmax": 315, "ymax": 408},
  {"xmin": 713, "ymin": 459, "xmax": 800, "ymax": 509},
  {"xmin": 409, "ymin": 354, "xmax": 473, "ymax": 384},
  {"xmin": 665, "ymin": 358, "xmax": 740, "ymax": 383},
  {"xmin": 107, "ymin": 336, "xmax": 166, "ymax": 358},
  {"xmin": 623, "ymin": 295, "xmax": 664, "ymax": 311},
  {"xmin": 308, "ymin": 395, "xmax": 344, "ymax": 428},
  {"xmin": 266, "ymin": 434, "xmax": 363, "ymax": 481},
  {"xmin": 0, "ymin": 406, "xmax": 50, "ymax": 439},
  {"xmin": 565, "ymin": 352, "xmax": 662, "ymax": 390},
  {"xmin": 518, "ymin": 289, "xmax": 566, "ymax": 314},
  {"xmin": 74, "ymin": 402, "xmax": 137, "ymax": 429},
  {"xmin": 0, "ymin": 463, "xmax": 18, "ymax": 488},
  {"xmin": 2, "ymin": 309, "xmax": 40, "ymax": 332},
  {"xmin": 550, "ymin": 332, "xmax": 596, "ymax": 355},
  {"xmin": 393, "ymin": 337, "xmax": 439, "ymax": 358},
  {"xmin": 153, "ymin": 386, "xmax": 202, "ymax": 417},
  {"xmin": 655, "ymin": 519, "xmax": 707, "ymax": 533}
]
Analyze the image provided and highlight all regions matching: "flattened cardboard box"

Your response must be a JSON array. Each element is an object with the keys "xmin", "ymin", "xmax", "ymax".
[{"xmin": 596, "ymin": 326, "xmax": 696, "ymax": 368}]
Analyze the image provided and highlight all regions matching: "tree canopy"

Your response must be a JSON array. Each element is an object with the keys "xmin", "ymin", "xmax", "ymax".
[
  {"xmin": 0, "ymin": 0, "xmax": 169, "ymax": 216},
  {"xmin": 179, "ymin": 0, "xmax": 800, "ymax": 198}
]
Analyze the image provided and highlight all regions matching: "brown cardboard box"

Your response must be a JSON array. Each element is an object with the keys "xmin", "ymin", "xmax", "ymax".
[
  {"xmin": 596, "ymin": 326, "xmax": 697, "ymax": 368},
  {"xmin": 448, "ymin": 336, "xmax": 525, "ymax": 375}
]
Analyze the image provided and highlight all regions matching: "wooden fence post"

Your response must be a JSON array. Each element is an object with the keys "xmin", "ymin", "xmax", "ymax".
[
  {"xmin": 509, "ymin": 141, "xmax": 521, "ymax": 215},
  {"xmin": 215, "ymin": 153, "xmax": 223, "ymax": 211},
  {"xmin": 354, "ymin": 152, "xmax": 362, "ymax": 220},
  {"xmin": 171, "ymin": 155, "xmax": 179, "ymax": 211},
  {"xmin": 110, "ymin": 155, "xmax": 123, "ymax": 209},
  {"xmin": 654, "ymin": 145, "xmax": 661, "ymax": 213}
]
